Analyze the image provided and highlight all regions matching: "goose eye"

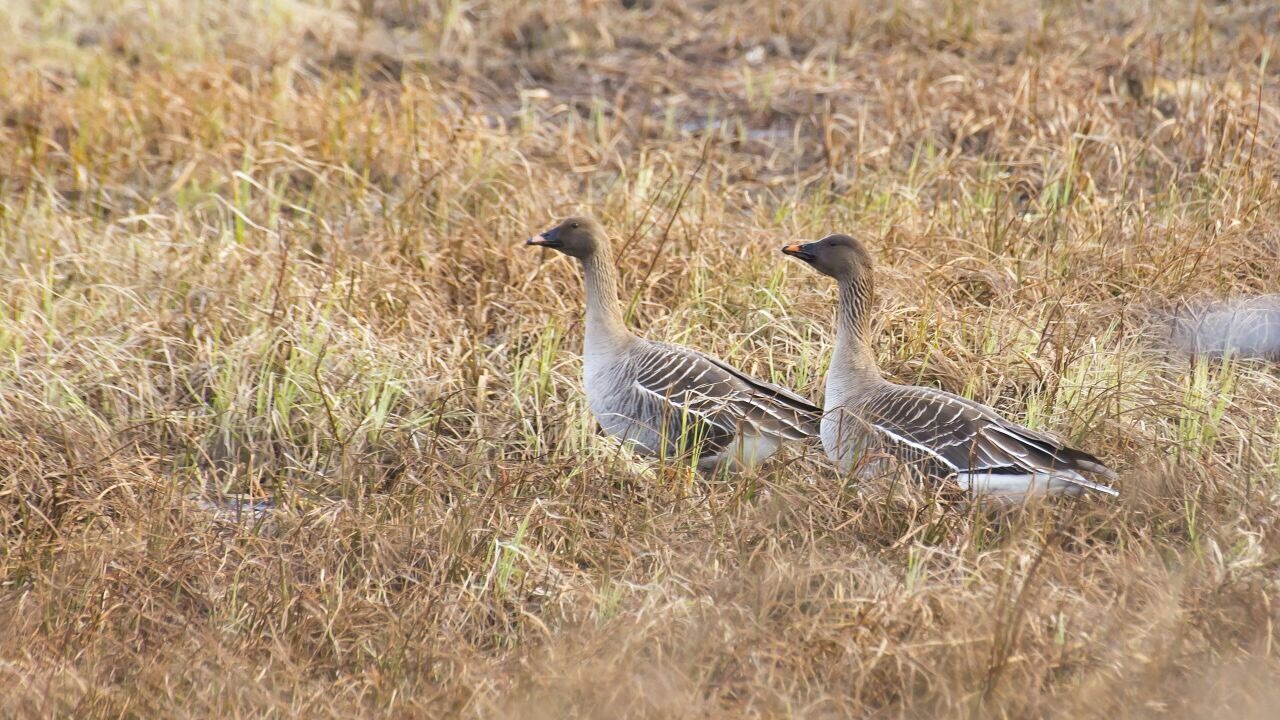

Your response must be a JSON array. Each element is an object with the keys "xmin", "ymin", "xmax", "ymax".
[{"xmin": 571, "ymin": 222, "xmax": 580, "ymax": 229}]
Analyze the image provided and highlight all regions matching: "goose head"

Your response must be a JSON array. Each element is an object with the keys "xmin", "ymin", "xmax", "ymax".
[
  {"xmin": 781, "ymin": 234, "xmax": 874, "ymax": 282},
  {"xmin": 526, "ymin": 216, "xmax": 607, "ymax": 259}
]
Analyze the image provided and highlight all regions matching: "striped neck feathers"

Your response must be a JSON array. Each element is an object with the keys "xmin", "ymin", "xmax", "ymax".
[
  {"xmin": 833, "ymin": 275, "xmax": 880, "ymax": 378},
  {"xmin": 579, "ymin": 244, "xmax": 631, "ymax": 344}
]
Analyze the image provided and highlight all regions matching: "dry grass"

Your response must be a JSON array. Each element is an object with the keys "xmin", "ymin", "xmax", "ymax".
[{"xmin": 1, "ymin": 0, "xmax": 1279, "ymax": 717}]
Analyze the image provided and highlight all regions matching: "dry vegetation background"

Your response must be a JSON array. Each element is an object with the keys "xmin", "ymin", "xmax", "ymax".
[{"xmin": 1, "ymin": 0, "xmax": 1279, "ymax": 717}]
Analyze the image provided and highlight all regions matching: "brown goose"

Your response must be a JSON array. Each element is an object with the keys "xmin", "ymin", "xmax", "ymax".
[
  {"xmin": 782, "ymin": 235, "xmax": 1118, "ymax": 498},
  {"xmin": 525, "ymin": 216, "xmax": 821, "ymax": 470}
]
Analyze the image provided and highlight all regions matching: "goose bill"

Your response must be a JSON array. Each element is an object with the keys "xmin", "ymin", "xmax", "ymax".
[
  {"xmin": 526, "ymin": 229, "xmax": 563, "ymax": 248},
  {"xmin": 781, "ymin": 243, "xmax": 816, "ymax": 262}
]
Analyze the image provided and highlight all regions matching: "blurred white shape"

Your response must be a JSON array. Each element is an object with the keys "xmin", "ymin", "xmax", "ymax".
[
  {"xmin": 1171, "ymin": 295, "xmax": 1280, "ymax": 360},
  {"xmin": 194, "ymin": 494, "xmax": 276, "ymax": 523}
]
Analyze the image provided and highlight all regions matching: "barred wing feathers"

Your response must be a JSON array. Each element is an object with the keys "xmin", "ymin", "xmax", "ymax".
[
  {"xmin": 855, "ymin": 384, "xmax": 1117, "ymax": 495},
  {"xmin": 631, "ymin": 341, "xmax": 821, "ymax": 453}
]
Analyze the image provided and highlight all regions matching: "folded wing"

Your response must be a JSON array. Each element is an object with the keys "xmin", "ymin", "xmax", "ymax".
[
  {"xmin": 856, "ymin": 384, "xmax": 1117, "ymax": 495},
  {"xmin": 629, "ymin": 341, "xmax": 821, "ymax": 460}
]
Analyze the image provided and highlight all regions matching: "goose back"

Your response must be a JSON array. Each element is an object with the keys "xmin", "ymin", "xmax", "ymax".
[
  {"xmin": 824, "ymin": 382, "xmax": 1118, "ymax": 496},
  {"xmin": 587, "ymin": 339, "xmax": 821, "ymax": 469}
]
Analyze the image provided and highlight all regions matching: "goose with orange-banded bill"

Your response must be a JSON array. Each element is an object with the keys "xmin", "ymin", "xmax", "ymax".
[
  {"xmin": 525, "ymin": 216, "xmax": 821, "ymax": 470},
  {"xmin": 782, "ymin": 235, "xmax": 1118, "ymax": 498}
]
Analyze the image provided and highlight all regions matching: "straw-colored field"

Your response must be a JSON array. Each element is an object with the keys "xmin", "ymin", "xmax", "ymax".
[{"xmin": 2, "ymin": 1, "xmax": 1279, "ymax": 717}]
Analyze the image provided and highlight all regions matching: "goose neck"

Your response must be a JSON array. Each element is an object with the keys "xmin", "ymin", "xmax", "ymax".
[
  {"xmin": 580, "ymin": 252, "xmax": 630, "ymax": 346},
  {"xmin": 833, "ymin": 276, "xmax": 879, "ymax": 378}
]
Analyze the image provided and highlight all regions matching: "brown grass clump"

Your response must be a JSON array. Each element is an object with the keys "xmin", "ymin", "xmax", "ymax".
[{"xmin": 1, "ymin": 0, "xmax": 1279, "ymax": 717}]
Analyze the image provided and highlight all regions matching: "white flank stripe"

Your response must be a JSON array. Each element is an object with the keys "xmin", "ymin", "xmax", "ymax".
[
  {"xmin": 867, "ymin": 420, "xmax": 961, "ymax": 472},
  {"xmin": 633, "ymin": 382, "xmax": 736, "ymax": 437}
]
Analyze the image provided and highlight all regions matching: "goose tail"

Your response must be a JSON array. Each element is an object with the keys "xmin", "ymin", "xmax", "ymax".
[{"xmin": 1063, "ymin": 471, "xmax": 1120, "ymax": 497}]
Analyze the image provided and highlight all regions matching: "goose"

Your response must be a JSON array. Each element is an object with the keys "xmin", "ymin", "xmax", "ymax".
[
  {"xmin": 781, "ymin": 235, "xmax": 1118, "ymax": 498},
  {"xmin": 525, "ymin": 216, "xmax": 821, "ymax": 470},
  {"xmin": 1170, "ymin": 294, "xmax": 1280, "ymax": 361}
]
